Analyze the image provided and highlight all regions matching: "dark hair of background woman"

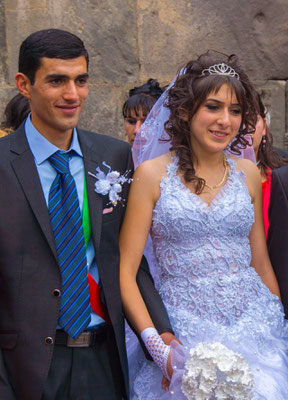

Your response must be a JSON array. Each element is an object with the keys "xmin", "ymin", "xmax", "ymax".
[
  {"xmin": 1, "ymin": 93, "xmax": 30, "ymax": 132},
  {"xmin": 256, "ymin": 93, "xmax": 287, "ymax": 178},
  {"xmin": 122, "ymin": 78, "xmax": 164, "ymax": 119}
]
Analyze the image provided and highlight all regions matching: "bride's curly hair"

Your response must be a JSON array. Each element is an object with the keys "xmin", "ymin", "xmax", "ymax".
[{"xmin": 164, "ymin": 51, "xmax": 259, "ymax": 194}]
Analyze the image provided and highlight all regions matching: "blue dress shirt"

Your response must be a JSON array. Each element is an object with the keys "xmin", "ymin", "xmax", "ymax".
[{"xmin": 25, "ymin": 115, "xmax": 105, "ymax": 328}]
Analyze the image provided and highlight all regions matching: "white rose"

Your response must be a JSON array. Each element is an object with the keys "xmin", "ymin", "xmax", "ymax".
[
  {"xmin": 112, "ymin": 183, "xmax": 122, "ymax": 193},
  {"xmin": 107, "ymin": 171, "xmax": 120, "ymax": 183},
  {"xmin": 95, "ymin": 180, "xmax": 111, "ymax": 195}
]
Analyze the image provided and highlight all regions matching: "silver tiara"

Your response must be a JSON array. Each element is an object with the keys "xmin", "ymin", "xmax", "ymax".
[{"xmin": 201, "ymin": 63, "xmax": 239, "ymax": 80}]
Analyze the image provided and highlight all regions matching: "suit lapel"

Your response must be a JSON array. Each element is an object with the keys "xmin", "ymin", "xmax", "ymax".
[
  {"xmin": 11, "ymin": 126, "xmax": 108, "ymax": 262},
  {"xmin": 78, "ymin": 130, "xmax": 105, "ymax": 254},
  {"xmin": 10, "ymin": 126, "xmax": 58, "ymax": 260}
]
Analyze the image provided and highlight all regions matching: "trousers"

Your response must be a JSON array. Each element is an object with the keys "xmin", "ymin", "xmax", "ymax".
[{"xmin": 42, "ymin": 327, "xmax": 126, "ymax": 400}]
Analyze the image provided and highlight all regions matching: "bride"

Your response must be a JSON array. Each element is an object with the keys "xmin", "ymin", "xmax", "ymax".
[{"xmin": 119, "ymin": 52, "xmax": 288, "ymax": 399}]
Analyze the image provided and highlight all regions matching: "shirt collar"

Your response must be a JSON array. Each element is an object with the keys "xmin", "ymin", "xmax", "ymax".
[{"xmin": 25, "ymin": 114, "xmax": 83, "ymax": 165}]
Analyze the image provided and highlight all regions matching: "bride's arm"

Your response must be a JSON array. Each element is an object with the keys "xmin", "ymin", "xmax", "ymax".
[
  {"xmin": 119, "ymin": 157, "xmax": 174, "ymax": 378},
  {"xmin": 240, "ymin": 159, "xmax": 281, "ymax": 299},
  {"xmin": 120, "ymin": 160, "xmax": 159, "ymax": 331}
]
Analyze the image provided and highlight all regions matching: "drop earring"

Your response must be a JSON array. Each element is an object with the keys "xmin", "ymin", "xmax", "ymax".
[{"xmin": 262, "ymin": 135, "xmax": 267, "ymax": 152}]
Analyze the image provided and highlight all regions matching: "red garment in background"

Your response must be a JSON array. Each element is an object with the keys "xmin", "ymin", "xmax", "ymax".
[{"xmin": 262, "ymin": 169, "xmax": 271, "ymax": 239}]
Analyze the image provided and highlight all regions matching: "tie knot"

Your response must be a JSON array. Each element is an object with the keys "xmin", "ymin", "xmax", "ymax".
[{"xmin": 49, "ymin": 151, "xmax": 70, "ymax": 175}]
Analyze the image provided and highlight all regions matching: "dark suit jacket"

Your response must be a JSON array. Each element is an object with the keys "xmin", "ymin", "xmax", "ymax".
[
  {"xmin": 0, "ymin": 124, "xmax": 172, "ymax": 400},
  {"xmin": 267, "ymin": 165, "xmax": 288, "ymax": 318},
  {"xmin": 273, "ymin": 146, "xmax": 288, "ymax": 159}
]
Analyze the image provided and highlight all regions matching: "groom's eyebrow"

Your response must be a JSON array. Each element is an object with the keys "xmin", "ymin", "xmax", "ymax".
[{"xmin": 45, "ymin": 73, "xmax": 89, "ymax": 80}]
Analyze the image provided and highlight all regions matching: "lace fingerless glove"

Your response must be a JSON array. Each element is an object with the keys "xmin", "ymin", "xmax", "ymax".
[{"xmin": 141, "ymin": 327, "xmax": 170, "ymax": 379}]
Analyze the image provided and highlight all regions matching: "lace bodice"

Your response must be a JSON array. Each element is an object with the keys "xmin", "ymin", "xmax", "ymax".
[{"xmin": 151, "ymin": 156, "xmax": 284, "ymax": 343}]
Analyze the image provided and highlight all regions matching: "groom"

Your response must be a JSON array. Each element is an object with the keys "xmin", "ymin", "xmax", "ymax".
[
  {"xmin": 0, "ymin": 29, "xmax": 173, "ymax": 400},
  {"xmin": 267, "ymin": 165, "xmax": 288, "ymax": 319}
]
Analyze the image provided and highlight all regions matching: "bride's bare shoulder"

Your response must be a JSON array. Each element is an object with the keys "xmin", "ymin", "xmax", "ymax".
[
  {"xmin": 134, "ymin": 152, "xmax": 173, "ymax": 179},
  {"xmin": 131, "ymin": 153, "xmax": 173, "ymax": 201},
  {"xmin": 231, "ymin": 156, "xmax": 260, "ymax": 178},
  {"xmin": 230, "ymin": 156, "xmax": 261, "ymax": 202}
]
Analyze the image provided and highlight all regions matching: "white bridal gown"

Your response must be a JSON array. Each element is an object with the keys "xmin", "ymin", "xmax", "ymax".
[{"xmin": 130, "ymin": 156, "xmax": 288, "ymax": 400}]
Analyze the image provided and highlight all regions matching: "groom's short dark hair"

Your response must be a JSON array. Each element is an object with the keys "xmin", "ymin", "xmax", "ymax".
[{"xmin": 18, "ymin": 29, "xmax": 89, "ymax": 84}]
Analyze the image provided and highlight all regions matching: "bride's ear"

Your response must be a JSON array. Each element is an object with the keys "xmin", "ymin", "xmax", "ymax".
[{"xmin": 178, "ymin": 108, "xmax": 189, "ymax": 121}]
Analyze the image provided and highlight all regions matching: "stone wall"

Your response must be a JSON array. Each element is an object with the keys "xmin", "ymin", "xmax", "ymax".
[{"xmin": 0, "ymin": 0, "xmax": 287, "ymax": 147}]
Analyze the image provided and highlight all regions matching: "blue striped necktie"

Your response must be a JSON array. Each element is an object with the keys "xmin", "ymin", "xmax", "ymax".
[{"xmin": 48, "ymin": 151, "xmax": 91, "ymax": 338}]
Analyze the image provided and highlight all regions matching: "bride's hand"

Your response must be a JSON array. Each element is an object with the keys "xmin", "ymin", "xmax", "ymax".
[
  {"xmin": 141, "ymin": 328, "xmax": 180, "ymax": 387},
  {"xmin": 161, "ymin": 376, "xmax": 170, "ymax": 390},
  {"xmin": 161, "ymin": 350, "xmax": 173, "ymax": 390},
  {"xmin": 160, "ymin": 333, "xmax": 182, "ymax": 390},
  {"xmin": 161, "ymin": 331, "xmax": 182, "ymax": 346}
]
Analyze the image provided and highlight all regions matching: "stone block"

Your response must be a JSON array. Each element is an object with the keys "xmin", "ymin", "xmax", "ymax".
[
  {"xmin": 46, "ymin": 0, "xmax": 139, "ymax": 83},
  {"xmin": 0, "ymin": 0, "xmax": 8, "ymax": 84},
  {"xmin": 5, "ymin": 0, "xmax": 140, "ymax": 85},
  {"xmin": 254, "ymin": 80, "xmax": 286, "ymax": 149},
  {"xmin": 5, "ymin": 7, "xmax": 49, "ymax": 83},
  {"xmin": 78, "ymin": 83, "xmax": 128, "ymax": 141},
  {"xmin": 6, "ymin": 0, "xmax": 47, "ymax": 11},
  {"xmin": 138, "ymin": 0, "xmax": 288, "ymax": 81}
]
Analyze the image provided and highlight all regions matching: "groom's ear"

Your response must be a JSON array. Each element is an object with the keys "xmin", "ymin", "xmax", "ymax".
[{"xmin": 15, "ymin": 73, "xmax": 32, "ymax": 100}]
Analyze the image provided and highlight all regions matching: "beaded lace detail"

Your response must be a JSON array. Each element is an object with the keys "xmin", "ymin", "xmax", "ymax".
[
  {"xmin": 132, "ymin": 156, "xmax": 288, "ymax": 400},
  {"xmin": 151, "ymin": 157, "xmax": 283, "ymax": 343}
]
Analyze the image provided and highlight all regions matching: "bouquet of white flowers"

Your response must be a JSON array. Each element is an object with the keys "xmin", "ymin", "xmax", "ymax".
[{"xmin": 181, "ymin": 342, "xmax": 254, "ymax": 400}]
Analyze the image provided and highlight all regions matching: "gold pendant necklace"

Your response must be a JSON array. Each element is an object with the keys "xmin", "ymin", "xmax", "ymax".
[{"xmin": 204, "ymin": 158, "xmax": 228, "ymax": 190}]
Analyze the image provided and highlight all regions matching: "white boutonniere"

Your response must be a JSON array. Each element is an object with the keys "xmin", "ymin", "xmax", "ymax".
[{"xmin": 88, "ymin": 161, "xmax": 132, "ymax": 206}]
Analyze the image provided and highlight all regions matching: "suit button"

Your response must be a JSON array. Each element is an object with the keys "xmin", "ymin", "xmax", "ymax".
[
  {"xmin": 52, "ymin": 289, "xmax": 61, "ymax": 297},
  {"xmin": 45, "ymin": 337, "xmax": 53, "ymax": 345}
]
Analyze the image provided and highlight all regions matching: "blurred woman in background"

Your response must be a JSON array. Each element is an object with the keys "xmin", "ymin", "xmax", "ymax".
[
  {"xmin": 122, "ymin": 78, "xmax": 164, "ymax": 146},
  {"xmin": 252, "ymin": 93, "xmax": 288, "ymax": 237},
  {"xmin": 1, "ymin": 93, "xmax": 30, "ymax": 132}
]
